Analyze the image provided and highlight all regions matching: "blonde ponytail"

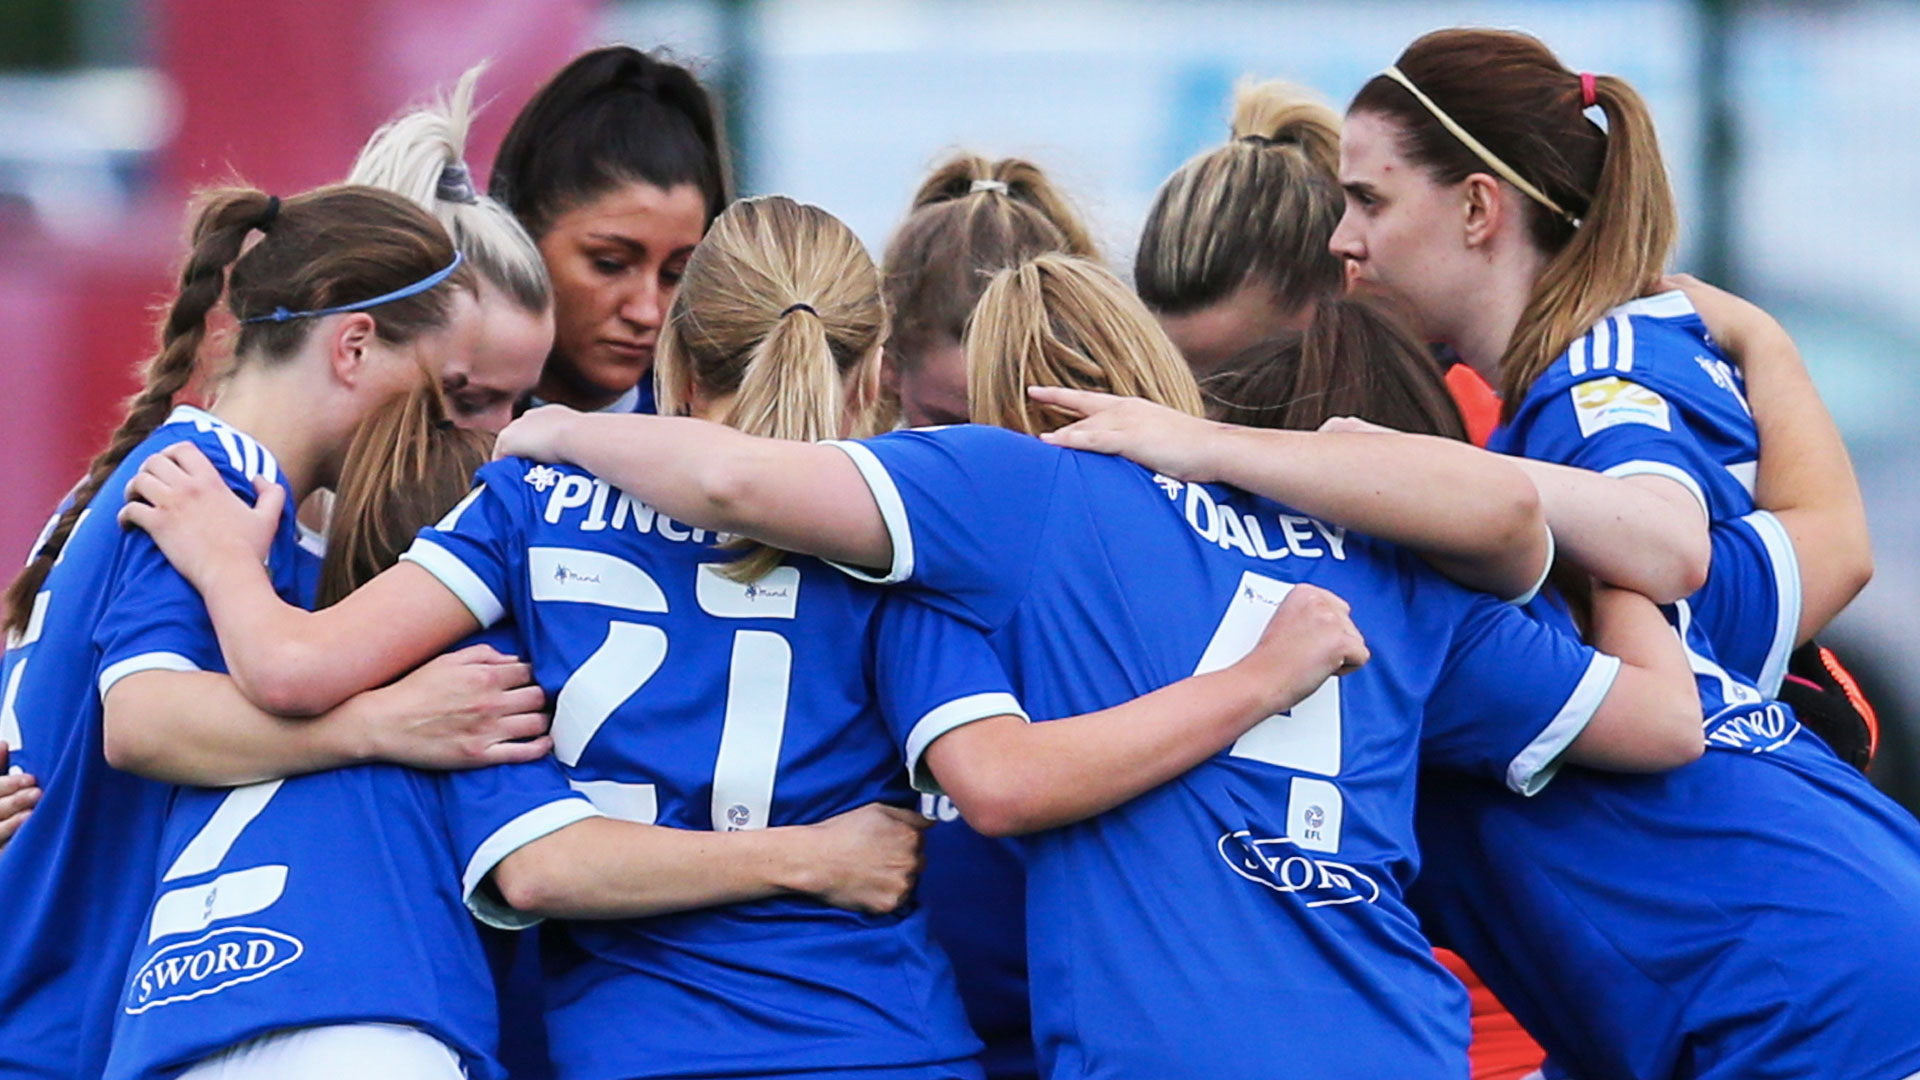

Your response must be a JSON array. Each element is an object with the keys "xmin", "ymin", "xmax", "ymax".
[
  {"xmin": 349, "ymin": 63, "xmax": 552, "ymax": 313},
  {"xmin": 967, "ymin": 254, "xmax": 1205, "ymax": 436},
  {"xmin": 1136, "ymin": 79, "xmax": 1346, "ymax": 317},
  {"xmin": 657, "ymin": 196, "xmax": 886, "ymax": 580}
]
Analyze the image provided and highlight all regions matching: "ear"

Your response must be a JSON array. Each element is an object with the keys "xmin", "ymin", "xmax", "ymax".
[
  {"xmin": 852, "ymin": 345, "xmax": 885, "ymax": 413},
  {"xmin": 877, "ymin": 344, "xmax": 901, "ymax": 400},
  {"xmin": 1461, "ymin": 173, "xmax": 1505, "ymax": 251},
  {"xmin": 328, "ymin": 313, "xmax": 381, "ymax": 387}
]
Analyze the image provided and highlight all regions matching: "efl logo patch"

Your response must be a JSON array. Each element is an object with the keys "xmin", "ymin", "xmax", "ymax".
[{"xmin": 1572, "ymin": 377, "xmax": 1671, "ymax": 437}]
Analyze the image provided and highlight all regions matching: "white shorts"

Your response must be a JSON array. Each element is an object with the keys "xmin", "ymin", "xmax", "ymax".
[{"xmin": 179, "ymin": 1023, "xmax": 464, "ymax": 1080}]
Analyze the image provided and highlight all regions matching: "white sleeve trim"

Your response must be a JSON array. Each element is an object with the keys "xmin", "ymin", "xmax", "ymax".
[
  {"xmin": 98, "ymin": 652, "xmax": 202, "ymax": 700},
  {"xmin": 399, "ymin": 539, "xmax": 506, "ymax": 627},
  {"xmin": 463, "ymin": 797, "xmax": 604, "ymax": 930},
  {"xmin": 1506, "ymin": 653, "xmax": 1621, "ymax": 796},
  {"xmin": 902, "ymin": 691, "xmax": 1029, "ymax": 795},
  {"xmin": 1506, "ymin": 522, "xmax": 1556, "ymax": 606},
  {"xmin": 1741, "ymin": 509, "xmax": 1802, "ymax": 698},
  {"xmin": 1601, "ymin": 460, "xmax": 1709, "ymax": 520},
  {"xmin": 819, "ymin": 440, "xmax": 915, "ymax": 585}
]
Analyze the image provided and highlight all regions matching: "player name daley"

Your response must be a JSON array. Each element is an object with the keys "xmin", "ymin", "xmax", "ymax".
[{"xmin": 1155, "ymin": 474, "xmax": 1348, "ymax": 562}]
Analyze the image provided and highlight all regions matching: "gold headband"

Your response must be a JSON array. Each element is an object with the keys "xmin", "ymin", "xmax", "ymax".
[{"xmin": 1379, "ymin": 65, "xmax": 1577, "ymax": 225}]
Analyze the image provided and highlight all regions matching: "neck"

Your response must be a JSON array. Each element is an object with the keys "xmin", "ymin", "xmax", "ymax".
[
  {"xmin": 1445, "ymin": 245, "xmax": 1552, "ymax": 387},
  {"xmin": 537, "ymin": 361, "xmax": 635, "ymax": 412},
  {"xmin": 206, "ymin": 362, "xmax": 339, "ymax": 499}
]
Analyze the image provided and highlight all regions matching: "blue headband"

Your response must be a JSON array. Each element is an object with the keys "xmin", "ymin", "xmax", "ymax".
[{"xmin": 241, "ymin": 250, "xmax": 465, "ymax": 325}]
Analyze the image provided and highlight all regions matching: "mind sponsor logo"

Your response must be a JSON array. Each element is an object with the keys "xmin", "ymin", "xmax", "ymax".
[
  {"xmin": 125, "ymin": 926, "xmax": 303, "ymax": 1014},
  {"xmin": 1217, "ymin": 830, "xmax": 1381, "ymax": 908}
]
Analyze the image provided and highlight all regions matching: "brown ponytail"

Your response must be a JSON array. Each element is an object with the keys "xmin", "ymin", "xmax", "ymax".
[
  {"xmin": 1135, "ymin": 79, "xmax": 1346, "ymax": 317},
  {"xmin": 1349, "ymin": 29, "xmax": 1676, "ymax": 418},
  {"xmin": 656, "ymin": 196, "xmax": 887, "ymax": 581},
  {"xmin": 1200, "ymin": 294, "xmax": 1467, "ymax": 440},
  {"xmin": 966, "ymin": 253, "xmax": 1205, "ymax": 436},
  {"xmin": 881, "ymin": 153, "xmax": 1097, "ymax": 384},
  {"xmin": 319, "ymin": 384, "xmax": 493, "ymax": 606},
  {"xmin": 3, "ymin": 183, "xmax": 472, "ymax": 637}
]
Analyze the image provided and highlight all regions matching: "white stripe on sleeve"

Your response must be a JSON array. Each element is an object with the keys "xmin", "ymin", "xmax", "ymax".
[
  {"xmin": 1506, "ymin": 653, "xmax": 1622, "ymax": 796},
  {"xmin": 398, "ymin": 539, "xmax": 506, "ymax": 627},
  {"xmin": 1601, "ymin": 460, "xmax": 1709, "ymax": 520},
  {"xmin": 903, "ymin": 692, "xmax": 1029, "ymax": 794},
  {"xmin": 820, "ymin": 440, "xmax": 915, "ymax": 585},
  {"xmin": 463, "ymin": 797, "xmax": 605, "ymax": 930},
  {"xmin": 1506, "ymin": 523, "xmax": 1557, "ymax": 607},
  {"xmin": 98, "ymin": 651, "xmax": 202, "ymax": 701},
  {"xmin": 1742, "ymin": 509, "xmax": 1802, "ymax": 698}
]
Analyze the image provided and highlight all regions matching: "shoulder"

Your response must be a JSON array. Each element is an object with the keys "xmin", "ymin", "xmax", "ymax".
[
  {"xmin": 1536, "ymin": 292, "xmax": 1718, "ymax": 395},
  {"xmin": 151, "ymin": 405, "xmax": 283, "ymax": 490}
]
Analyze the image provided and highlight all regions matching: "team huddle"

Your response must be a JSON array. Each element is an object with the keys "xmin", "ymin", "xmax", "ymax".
[{"xmin": 2, "ymin": 24, "xmax": 1918, "ymax": 1080}]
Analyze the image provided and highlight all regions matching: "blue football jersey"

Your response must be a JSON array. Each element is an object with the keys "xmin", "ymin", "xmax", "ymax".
[
  {"xmin": 1489, "ymin": 290, "xmax": 1800, "ymax": 697},
  {"xmin": 403, "ymin": 457, "xmax": 1001, "ymax": 1080},
  {"xmin": 0, "ymin": 408, "xmax": 309, "ymax": 1080},
  {"xmin": 825, "ymin": 425, "xmax": 1621, "ymax": 1080},
  {"xmin": 105, "ymin": 750, "xmax": 597, "ymax": 1080}
]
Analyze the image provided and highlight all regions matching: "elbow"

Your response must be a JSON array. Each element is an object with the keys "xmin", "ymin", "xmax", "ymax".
[
  {"xmin": 1643, "ymin": 537, "xmax": 1711, "ymax": 606},
  {"xmin": 948, "ymin": 778, "xmax": 1046, "ymax": 838},
  {"xmin": 239, "ymin": 644, "xmax": 343, "ymax": 718},
  {"xmin": 101, "ymin": 710, "xmax": 160, "ymax": 776},
  {"xmin": 1649, "ymin": 692, "xmax": 1707, "ymax": 772},
  {"xmin": 489, "ymin": 843, "xmax": 576, "ymax": 918},
  {"xmin": 692, "ymin": 454, "xmax": 758, "ymax": 537}
]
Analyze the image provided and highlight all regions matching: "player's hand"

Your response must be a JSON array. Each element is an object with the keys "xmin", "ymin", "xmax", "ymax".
[
  {"xmin": 0, "ymin": 745, "xmax": 40, "ymax": 849},
  {"xmin": 354, "ymin": 644, "xmax": 552, "ymax": 770},
  {"xmin": 1236, "ymin": 584, "xmax": 1369, "ymax": 716},
  {"xmin": 119, "ymin": 442, "xmax": 283, "ymax": 586},
  {"xmin": 1318, "ymin": 415, "xmax": 1397, "ymax": 436},
  {"xmin": 1658, "ymin": 273, "xmax": 1788, "ymax": 363},
  {"xmin": 1031, "ymin": 386, "xmax": 1226, "ymax": 482},
  {"xmin": 494, "ymin": 404, "xmax": 582, "ymax": 463},
  {"xmin": 795, "ymin": 802, "xmax": 931, "ymax": 915}
]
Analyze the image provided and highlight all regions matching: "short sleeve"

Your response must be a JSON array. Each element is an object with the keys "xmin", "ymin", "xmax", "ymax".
[
  {"xmin": 401, "ymin": 459, "xmax": 531, "ymax": 628},
  {"xmin": 93, "ymin": 443, "xmax": 280, "ymax": 699},
  {"xmin": 432, "ymin": 624, "xmax": 600, "ymax": 930},
  {"xmin": 1422, "ymin": 593, "xmax": 1621, "ymax": 796},
  {"xmin": 1509, "ymin": 374, "xmax": 1720, "ymax": 519},
  {"xmin": 824, "ymin": 425, "xmax": 1062, "ymax": 631},
  {"xmin": 872, "ymin": 595, "xmax": 1029, "ymax": 794},
  {"xmin": 1691, "ymin": 511, "xmax": 1800, "ymax": 697}
]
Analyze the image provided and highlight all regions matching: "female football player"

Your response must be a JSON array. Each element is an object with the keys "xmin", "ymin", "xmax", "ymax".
[
  {"xmin": 0, "ymin": 185, "xmax": 550, "ymax": 1080},
  {"xmin": 490, "ymin": 45, "xmax": 730, "ymax": 417}
]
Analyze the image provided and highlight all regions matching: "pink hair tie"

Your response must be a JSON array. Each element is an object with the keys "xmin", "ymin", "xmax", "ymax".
[{"xmin": 1580, "ymin": 72, "xmax": 1598, "ymax": 109}]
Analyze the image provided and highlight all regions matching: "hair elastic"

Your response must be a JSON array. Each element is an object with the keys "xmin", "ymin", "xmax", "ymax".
[
  {"xmin": 241, "ymin": 250, "xmax": 465, "ymax": 325},
  {"xmin": 969, "ymin": 179, "xmax": 1009, "ymax": 195},
  {"xmin": 780, "ymin": 302, "xmax": 817, "ymax": 318},
  {"xmin": 1580, "ymin": 72, "xmax": 1598, "ymax": 109},
  {"xmin": 1379, "ymin": 65, "xmax": 1577, "ymax": 225},
  {"xmin": 254, "ymin": 195, "xmax": 281, "ymax": 234},
  {"xmin": 436, "ymin": 162, "xmax": 481, "ymax": 205}
]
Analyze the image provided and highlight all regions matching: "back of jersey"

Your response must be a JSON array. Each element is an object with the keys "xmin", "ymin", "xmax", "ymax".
[
  {"xmin": 407, "ymin": 458, "xmax": 981, "ymax": 1079},
  {"xmin": 832, "ymin": 425, "xmax": 1608, "ymax": 1080},
  {"xmin": 0, "ymin": 406, "xmax": 304, "ymax": 1080}
]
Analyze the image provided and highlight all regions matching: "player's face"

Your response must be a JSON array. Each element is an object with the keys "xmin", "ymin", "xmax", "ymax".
[
  {"xmin": 890, "ymin": 337, "xmax": 972, "ymax": 428},
  {"xmin": 438, "ymin": 282, "xmax": 551, "ymax": 433},
  {"xmin": 1156, "ymin": 281, "xmax": 1310, "ymax": 379},
  {"xmin": 1330, "ymin": 111, "xmax": 1478, "ymax": 343},
  {"xmin": 536, "ymin": 181, "xmax": 709, "ymax": 410}
]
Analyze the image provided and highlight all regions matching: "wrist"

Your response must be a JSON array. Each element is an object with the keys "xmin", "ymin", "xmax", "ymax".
[
  {"xmin": 330, "ymin": 689, "xmax": 389, "ymax": 766},
  {"xmin": 758, "ymin": 825, "xmax": 820, "ymax": 897}
]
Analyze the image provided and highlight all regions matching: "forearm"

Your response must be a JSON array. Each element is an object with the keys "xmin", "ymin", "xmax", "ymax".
[
  {"xmin": 1738, "ymin": 321, "xmax": 1871, "ymax": 638},
  {"xmin": 491, "ymin": 816, "xmax": 819, "ymax": 919},
  {"xmin": 555, "ymin": 413, "xmax": 891, "ymax": 569},
  {"xmin": 1511, "ymin": 459, "xmax": 1710, "ymax": 603},
  {"xmin": 1566, "ymin": 584, "xmax": 1703, "ymax": 773},
  {"xmin": 1203, "ymin": 426, "xmax": 1547, "ymax": 599},
  {"xmin": 102, "ymin": 671, "xmax": 376, "ymax": 785},
  {"xmin": 932, "ymin": 666, "xmax": 1277, "ymax": 837}
]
